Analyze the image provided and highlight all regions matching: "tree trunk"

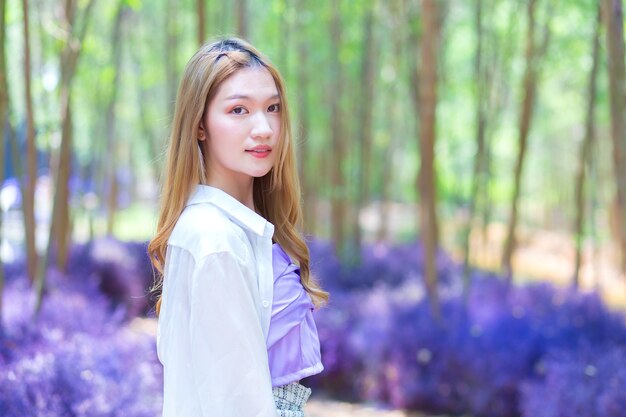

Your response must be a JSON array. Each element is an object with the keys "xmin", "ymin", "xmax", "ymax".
[
  {"xmin": 105, "ymin": 2, "xmax": 126, "ymax": 236},
  {"xmin": 36, "ymin": 0, "xmax": 96, "ymax": 312},
  {"xmin": 573, "ymin": 5, "xmax": 601, "ymax": 288},
  {"xmin": 603, "ymin": 0, "xmax": 626, "ymax": 273},
  {"xmin": 408, "ymin": 0, "xmax": 420, "ymax": 138},
  {"xmin": 10, "ymin": 120, "xmax": 20, "ymax": 179},
  {"xmin": 135, "ymin": 71, "xmax": 161, "ymax": 183},
  {"xmin": 330, "ymin": 1, "xmax": 346, "ymax": 255},
  {"xmin": 462, "ymin": 0, "xmax": 501, "ymax": 290},
  {"xmin": 407, "ymin": 1, "xmax": 420, "ymax": 238},
  {"xmin": 588, "ymin": 140, "xmax": 602, "ymax": 290},
  {"xmin": 295, "ymin": 0, "xmax": 314, "ymax": 235},
  {"xmin": 197, "ymin": 0, "xmax": 206, "ymax": 46},
  {"xmin": 57, "ymin": 0, "xmax": 96, "ymax": 270},
  {"xmin": 165, "ymin": 0, "xmax": 178, "ymax": 114},
  {"xmin": 127, "ymin": 22, "xmax": 161, "ymax": 183},
  {"xmin": 417, "ymin": 0, "xmax": 441, "ymax": 317},
  {"xmin": 462, "ymin": 0, "xmax": 486, "ymax": 293},
  {"xmin": 378, "ymin": 95, "xmax": 401, "ymax": 242},
  {"xmin": 53, "ymin": 89, "xmax": 73, "ymax": 270},
  {"xmin": 478, "ymin": 1, "xmax": 519, "ymax": 265},
  {"xmin": 352, "ymin": 0, "xmax": 378, "ymax": 250},
  {"xmin": 501, "ymin": 0, "xmax": 550, "ymax": 280},
  {"xmin": 377, "ymin": 0, "xmax": 405, "ymax": 243},
  {"xmin": 21, "ymin": 0, "xmax": 38, "ymax": 282},
  {"xmin": 0, "ymin": 0, "xmax": 7, "ymax": 326},
  {"xmin": 277, "ymin": 0, "xmax": 289, "ymax": 74},
  {"xmin": 34, "ymin": 0, "xmax": 54, "ymax": 126},
  {"xmin": 235, "ymin": 0, "xmax": 248, "ymax": 39}
]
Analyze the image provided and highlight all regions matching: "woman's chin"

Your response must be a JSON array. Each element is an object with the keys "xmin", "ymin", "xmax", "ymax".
[{"xmin": 250, "ymin": 167, "xmax": 273, "ymax": 178}]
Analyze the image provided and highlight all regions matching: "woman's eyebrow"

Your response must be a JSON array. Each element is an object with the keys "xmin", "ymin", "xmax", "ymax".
[{"xmin": 224, "ymin": 93, "xmax": 280, "ymax": 101}]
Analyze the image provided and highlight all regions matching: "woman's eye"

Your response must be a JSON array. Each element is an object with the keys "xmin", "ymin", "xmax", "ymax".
[
  {"xmin": 268, "ymin": 103, "xmax": 280, "ymax": 113},
  {"xmin": 231, "ymin": 106, "xmax": 248, "ymax": 115}
]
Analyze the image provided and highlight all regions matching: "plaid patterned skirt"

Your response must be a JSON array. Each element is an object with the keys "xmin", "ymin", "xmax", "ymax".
[{"xmin": 272, "ymin": 382, "xmax": 312, "ymax": 417}]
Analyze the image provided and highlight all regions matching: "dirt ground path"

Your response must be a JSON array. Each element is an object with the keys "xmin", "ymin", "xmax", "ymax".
[
  {"xmin": 305, "ymin": 399, "xmax": 403, "ymax": 417},
  {"xmin": 305, "ymin": 398, "xmax": 453, "ymax": 417}
]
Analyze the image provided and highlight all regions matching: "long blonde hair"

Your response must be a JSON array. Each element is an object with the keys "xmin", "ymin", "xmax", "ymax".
[{"xmin": 148, "ymin": 37, "xmax": 328, "ymax": 314}]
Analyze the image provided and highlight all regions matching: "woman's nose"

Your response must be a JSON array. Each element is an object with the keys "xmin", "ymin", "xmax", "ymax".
[{"xmin": 250, "ymin": 112, "xmax": 273, "ymax": 139}]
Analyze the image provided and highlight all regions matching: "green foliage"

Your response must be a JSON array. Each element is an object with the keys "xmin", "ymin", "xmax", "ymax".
[{"xmin": 4, "ymin": 0, "xmax": 619, "ymax": 249}]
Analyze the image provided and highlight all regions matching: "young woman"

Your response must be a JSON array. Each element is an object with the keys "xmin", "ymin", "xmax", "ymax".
[{"xmin": 148, "ymin": 37, "xmax": 328, "ymax": 417}]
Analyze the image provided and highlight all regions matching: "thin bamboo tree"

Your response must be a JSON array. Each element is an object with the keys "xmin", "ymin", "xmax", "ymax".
[
  {"xmin": 165, "ymin": 0, "xmax": 178, "ymax": 113},
  {"xmin": 21, "ymin": 0, "xmax": 38, "ymax": 282},
  {"xmin": 329, "ymin": 0, "xmax": 347, "ymax": 255},
  {"xmin": 602, "ymin": 0, "xmax": 626, "ymax": 273},
  {"xmin": 295, "ymin": 0, "xmax": 315, "ymax": 234},
  {"xmin": 377, "ymin": 0, "xmax": 406, "ymax": 242},
  {"xmin": 407, "ymin": 0, "xmax": 422, "ymax": 238},
  {"xmin": 0, "ymin": 0, "xmax": 7, "ymax": 327},
  {"xmin": 352, "ymin": 0, "xmax": 378, "ymax": 250},
  {"xmin": 417, "ymin": 0, "xmax": 442, "ymax": 317},
  {"xmin": 36, "ymin": 0, "xmax": 97, "ymax": 312},
  {"xmin": 197, "ymin": 0, "xmax": 206, "ymax": 46},
  {"xmin": 477, "ymin": 1, "xmax": 520, "ymax": 267},
  {"xmin": 462, "ymin": 0, "xmax": 487, "ymax": 292},
  {"xmin": 572, "ymin": 5, "xmax": 601, "ymax": 288},
  {"xmin": 130, "ymin": 34, "xmax": 161, "ymax": 185},
  {"xmin": 501, "ymin": 0, "xmax": 551, "ymax": 281},
  {"xmin": 104, "ymin": 2, "xmax": 127, "ymax": 236},
  {"xmin": 235, "ymin": 0, "xmax": 248, "ymax": 39},
  {"xmin": 276, "ymin": 0, "xmax": 289, "ymax": 74},
  {"xmin": 462, "ymin": 0, "xmax": 511, "ymax": 291}
]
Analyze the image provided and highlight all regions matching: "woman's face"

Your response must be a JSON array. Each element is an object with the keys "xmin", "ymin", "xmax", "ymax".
[{"xmin": 200, "ymin": 66, "xmax": 282, "ymax": 191}]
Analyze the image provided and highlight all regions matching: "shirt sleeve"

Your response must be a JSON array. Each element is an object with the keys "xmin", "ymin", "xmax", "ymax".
[{"xmin": 189, "ymin": 251, "xmax": 277, "ymax": 417}]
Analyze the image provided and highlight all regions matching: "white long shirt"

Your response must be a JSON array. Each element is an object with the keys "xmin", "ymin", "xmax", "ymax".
[{"xmin": 157, "ymin": 184, "xmax": 277, "ymax": 417}]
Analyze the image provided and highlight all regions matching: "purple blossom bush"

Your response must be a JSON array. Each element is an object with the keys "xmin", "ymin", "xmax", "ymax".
[
  {"xmin": 3, "ymin": 237, "xmax": 626, "ymax": 417},
  {"xmin": 306, "ymin": 240, "xmax": 626, "ymax": 417},
  {"xmin": 520, "ymin": 345, "xmax": 626, "ymax": 417},
  {"xmin": 0, "ymin": 277, "xmax": 162, "ymax": 416},
  {"xmin": 66, "ymin": 238, "xmax": 156, "ymax": 318},
  {"xmin": 5, "ymin": 238, "xmax": 156, "ymax": 319},
  {"xmin": 308, "ymin": 240, "xmax": 459, "ymax": 292}
]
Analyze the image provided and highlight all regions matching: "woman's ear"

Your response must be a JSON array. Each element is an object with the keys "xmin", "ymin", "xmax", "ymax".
[{"xmin": 198, "ymin": 122, "xmax": 207, "ymax": 141}]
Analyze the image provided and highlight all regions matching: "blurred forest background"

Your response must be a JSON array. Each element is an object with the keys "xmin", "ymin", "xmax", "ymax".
[
  {"xmin": 2, "ymin": 0, "xmax": 626, "ymax": 416},
  {"xmin": 3, "ymin": 0, "xmax": 626, "ymax": 305},
  {"xmin": 3, "ymin": 0, "xmax": 626, "ymax": 301}
]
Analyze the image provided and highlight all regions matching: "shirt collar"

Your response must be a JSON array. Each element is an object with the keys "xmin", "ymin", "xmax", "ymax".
[{"xmin": 186, "ymin": 184, "xmax": 275, "ymax": 239}]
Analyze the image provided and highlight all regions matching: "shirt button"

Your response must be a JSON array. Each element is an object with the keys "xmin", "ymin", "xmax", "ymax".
[{"xmin": 262, "ymin": 300, "xmax": 270, "ymax": 308}]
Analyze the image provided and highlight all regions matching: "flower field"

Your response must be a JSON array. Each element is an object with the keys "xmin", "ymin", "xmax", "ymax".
[{"xmin": 1, "ymin": 238, "xmax": 625, "ymax": 417}]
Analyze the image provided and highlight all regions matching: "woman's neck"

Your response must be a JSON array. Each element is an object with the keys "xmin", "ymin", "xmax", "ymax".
[{"xmin": 207, "ymin": 175, "xmax": 255, "ymax": 211}]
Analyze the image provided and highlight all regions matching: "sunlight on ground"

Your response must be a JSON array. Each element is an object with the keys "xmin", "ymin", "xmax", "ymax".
[
  {"xmin": 462, "ymin": 223, "xmax": 626, "ymax": 310},
  {"xmin": 305, "ymin": 399, "xmax": 452, "ymax": 417},
  {"xmin": 360, "ymin": 201, "xmax": 626, "ymax": 311}
]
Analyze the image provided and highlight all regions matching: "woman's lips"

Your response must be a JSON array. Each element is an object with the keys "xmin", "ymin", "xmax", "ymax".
[{"xmin": 246, "ymin": 146, "xmax": 272, "ymax": 158}]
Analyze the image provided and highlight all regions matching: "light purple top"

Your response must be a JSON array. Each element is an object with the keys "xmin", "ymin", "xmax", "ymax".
[{"xmin": 267, "ymin": 243, "xmax": 324, "ymax": 387}]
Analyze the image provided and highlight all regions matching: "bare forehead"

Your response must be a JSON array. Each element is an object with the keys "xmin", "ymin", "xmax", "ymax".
[{"xmin": 215, "ymin": 67, "xmax": 279, "ymax": 101}]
